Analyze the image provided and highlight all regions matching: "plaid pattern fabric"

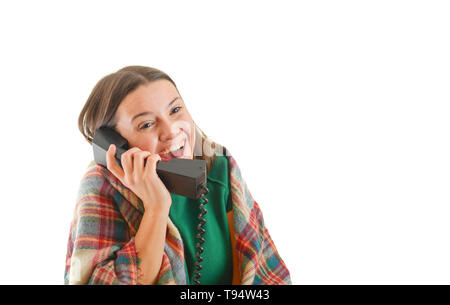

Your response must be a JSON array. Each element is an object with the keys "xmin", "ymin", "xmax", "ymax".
[{"xmin": 65, "ymin": 147, "xmax": 291, "ymax": 285}]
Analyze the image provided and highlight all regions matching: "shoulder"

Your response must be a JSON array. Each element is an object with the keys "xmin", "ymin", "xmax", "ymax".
[
  {"xmin": 215, "ymin": 144, "xmax": 241, "ymax": 180},
  {"xmin": 206, "ymin": 142, "xmax": 244, "ymax": 184},
  {"xmin": 207, "ymin": 155, "xmax": 228, "ymax": 186},
  {"xmin": 78, "ymin": 161, "xmax": 122, "ymax": 192},
  {"xmin": 75, "ymin": 161, "xmax": 119, "ymax": 213},
  {"xmin": 79, "ymin": 161, "xmax": 105, "ymax": 186},
  {"xmin": 77, "ymin": 161, "xmax": 110, "ymax": 196},
  {"xmin": 71, "ymin": 162, "xmax": 130, "ymax": 244},
  {"xmin": 206, "ymin": 142, "xmax": 234, "ymax": 186}
]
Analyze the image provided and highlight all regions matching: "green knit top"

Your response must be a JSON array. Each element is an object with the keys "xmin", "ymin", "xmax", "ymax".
[{"xmin": 169, "ymin": 155, "xmax": 233, "ymax": 284}]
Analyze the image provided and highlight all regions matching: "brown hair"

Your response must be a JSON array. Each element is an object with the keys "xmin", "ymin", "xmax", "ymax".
[{"xmin": 78, "ymin": 65, "xmax": 216, "ymax": 172}]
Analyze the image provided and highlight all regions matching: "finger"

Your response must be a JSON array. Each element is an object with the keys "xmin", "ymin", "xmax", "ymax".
[
  {"xmin": 121, "ymin": 147, "xmax": 142, "ymax": 177},
  {"xmin": 106, "ymin": 144, "xmax": 125, "ymax": 181},
  {"xmin": 133, "ymin": 151, "xmax": 152, "ymax": 178},
  {"xmin": 144, "ymin": 153, "xmax": 161, "ymax": 177}
]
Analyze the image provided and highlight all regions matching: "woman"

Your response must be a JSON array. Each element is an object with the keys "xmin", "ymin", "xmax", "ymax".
[{"xmin": 65, "ymin": 65, "xmax": 291, "ymax": 285}]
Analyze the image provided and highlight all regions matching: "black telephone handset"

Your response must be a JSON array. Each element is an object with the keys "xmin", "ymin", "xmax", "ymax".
[
  {"xmin": 92, "ymin": 126, "xmax": 209, "ymax": 284},
  {"xmin": 93, "ymin": 126, "xmax": 207, "ymax": 199}
]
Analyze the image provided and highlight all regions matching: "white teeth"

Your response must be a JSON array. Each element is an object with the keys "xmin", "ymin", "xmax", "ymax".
[
  {"xmin": 171, "ymin": 141, "xmax": 184, "ymax": 152},
  {"xmin": 160, "ymin": 140, "xmax": 185, "ymax": 154}
]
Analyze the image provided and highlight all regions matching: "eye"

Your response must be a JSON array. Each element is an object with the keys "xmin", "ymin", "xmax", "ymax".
[
  {"xmin": 172, "ymin": 106, "xmax": 182, "ymax": 114},
  {"xmin": 140, "ymin": 122, "xmax": 153, "ymax": 130}
]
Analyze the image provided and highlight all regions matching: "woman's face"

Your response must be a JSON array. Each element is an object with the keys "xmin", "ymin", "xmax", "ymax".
[{"xmin": 113, "ymin": 80, "xmax": 195, "ymax": 162}]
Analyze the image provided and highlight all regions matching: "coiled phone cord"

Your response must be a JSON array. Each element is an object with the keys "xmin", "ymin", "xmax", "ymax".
[{"xmin": 193, "ymin": 184, "xmax": 209, "ymax": 285}]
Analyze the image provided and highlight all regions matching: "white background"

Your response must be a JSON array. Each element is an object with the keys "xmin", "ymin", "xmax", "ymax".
[{"xmin": 0, "ymin": 0, "xmax": 449, "ymax": 284}]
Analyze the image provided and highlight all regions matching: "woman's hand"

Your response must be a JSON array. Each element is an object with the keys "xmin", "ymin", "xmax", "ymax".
[{"xmin": 106, "ymin": 144, "xmax": 172, "ymax": 213}]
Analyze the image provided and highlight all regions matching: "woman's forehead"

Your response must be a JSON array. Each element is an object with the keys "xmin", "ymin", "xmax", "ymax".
[{"xmin": 117, "ymin": 80, "xmax": 181, "ymax": 118}]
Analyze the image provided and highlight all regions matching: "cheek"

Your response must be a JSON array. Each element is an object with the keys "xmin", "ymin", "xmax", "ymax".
[
  {"xmin": 178, "ymin": 120, "xmax": 193, "ymax": 134},
  {"xmin": 176, "ymin": 117, "xmax": 194, "ymax": 154},
  {"xmin": 131, "ymin": 136, "xmax": 160, "ymax": 153},
  {"xmin": 178, "ymin": 118, "xmax": 194, "ymax": 141}
]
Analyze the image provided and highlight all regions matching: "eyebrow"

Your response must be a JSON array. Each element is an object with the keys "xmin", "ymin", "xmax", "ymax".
[{"xmin": 131, "ymin": 97, "xmax": 180, "ymax": 122}]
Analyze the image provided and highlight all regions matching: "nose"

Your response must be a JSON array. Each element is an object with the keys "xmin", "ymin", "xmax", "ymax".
[{"xmin": 158, "ymin": 117, "xmax": 179, "ymax": 142}]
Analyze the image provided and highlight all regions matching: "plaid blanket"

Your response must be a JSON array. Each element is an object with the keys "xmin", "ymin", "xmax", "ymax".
[{"xmin": 65, "ymin": 146, "xmax": 291, "ymax": 285}]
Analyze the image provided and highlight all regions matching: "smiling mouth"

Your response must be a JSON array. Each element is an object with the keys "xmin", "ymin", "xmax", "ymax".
[{"xmin": 159, "ymin": 140, "xmax": 186, "ymax": 161}]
